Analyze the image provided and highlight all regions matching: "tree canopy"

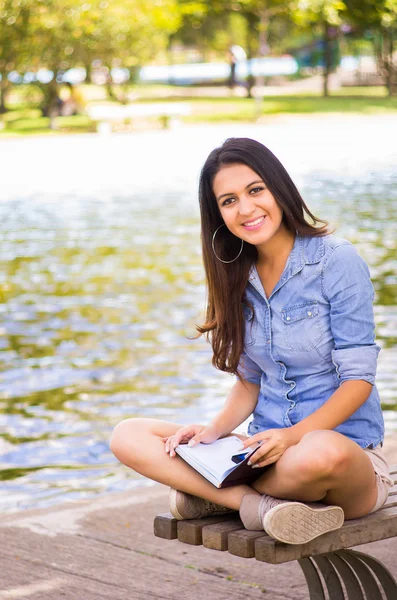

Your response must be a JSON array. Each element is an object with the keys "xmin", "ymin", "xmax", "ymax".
[{"xmin": 0, "ymin": 0, "xmax": 396, "ymax": 109}]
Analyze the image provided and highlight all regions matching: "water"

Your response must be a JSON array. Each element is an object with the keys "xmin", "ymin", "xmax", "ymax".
[{"xmin": 1, "ymin": 118, "xmax": 396, "ymax": 512}]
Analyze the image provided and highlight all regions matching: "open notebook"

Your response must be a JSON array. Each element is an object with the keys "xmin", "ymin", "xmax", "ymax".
[{"xmin": 175, "ymin": 435, "xmax": 267, "ymax": 489}]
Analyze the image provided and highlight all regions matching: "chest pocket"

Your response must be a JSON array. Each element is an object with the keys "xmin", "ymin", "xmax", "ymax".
[
  {"xmin": 281, "ymin": 301, "xmax": 323, "ymax": 351},
  {"xmin": 243, "ymin": 304, "xmax": 256, "ymax": 347}
]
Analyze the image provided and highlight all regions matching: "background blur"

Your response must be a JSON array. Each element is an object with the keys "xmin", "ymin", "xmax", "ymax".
[
  {"xmin": 0, "ymin": 1, "xmax": 396, "ymax": 513},
  {"xmin": 0, "ymin": 0, "xmax": 396, "ymax": 133}
]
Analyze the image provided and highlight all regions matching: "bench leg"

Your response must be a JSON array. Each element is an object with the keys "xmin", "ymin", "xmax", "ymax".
[{"xmin": 298, "ymin": 549, "xmax": 397, "ymax": 599}]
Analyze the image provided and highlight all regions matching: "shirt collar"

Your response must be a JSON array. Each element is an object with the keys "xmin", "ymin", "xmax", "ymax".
[{"xmin": 248, "ymin": 234, "xmax": 325, "ymax": 295}]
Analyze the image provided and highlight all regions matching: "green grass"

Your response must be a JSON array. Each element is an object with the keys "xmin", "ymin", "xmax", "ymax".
[
  {"xmin": 0, "ymin": 110, "xmax": 95, "ymax": 136},
  {"xmin": 1, "ymin": 85, "xmax": 396, "ymax": 137}
]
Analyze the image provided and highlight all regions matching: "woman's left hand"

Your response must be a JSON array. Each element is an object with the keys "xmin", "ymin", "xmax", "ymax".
[{"xmin": 240, "ymin": 428, "xmax": 298, "ymax": 468}]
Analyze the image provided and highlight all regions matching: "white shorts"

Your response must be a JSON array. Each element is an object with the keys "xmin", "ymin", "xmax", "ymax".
[{"xmin": 364, "ymin": 445, "xmax": 394, "ymax": 513}]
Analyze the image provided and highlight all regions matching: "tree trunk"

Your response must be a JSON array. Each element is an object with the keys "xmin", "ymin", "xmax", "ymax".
[
  {"xmin": 245, "ymin": 13, "xmax": 258, "ymax": 99},
  {"xmin": 105, "ymin": 67, "xmax": 117, "ymax": 101},
  {"xmin": 322, "ymin": 20, "xmax": 331, "ymax": 97},
  {"xmin": 377, "ymin": 29, "xmax": 396, "ymax": 97},
  {"xmin": 385, "ymin": 31, "xmax": 396, "ymax": 97},
  {"xmin": 254, "ymin": 10, "xmax": 270, "ymax": 118},
  {"xmin": 40, "ymin": 79, "xmax": 62, "ymax": 119},
  {"xmin": 85, "ymin": 62, "xmax": 92, "ymax": 84},
  {"xmin": 0, "ymin": 76, "xmax": 9, "ymax": 114}
]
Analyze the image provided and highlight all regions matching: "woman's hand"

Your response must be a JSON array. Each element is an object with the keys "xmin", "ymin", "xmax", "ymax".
[
  {"xmin": 241, "ymin": 428, "xmax": 298, "ymax": 468},
  {"xmin": 163, "ymin": 424, "xmax": 220, "ymax": 457}
]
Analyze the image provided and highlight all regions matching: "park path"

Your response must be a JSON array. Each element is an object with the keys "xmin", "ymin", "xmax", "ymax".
[
  {"xmin": 1, "ymin": 438, "xmax": 397, "ymax": 600},
  {"xmin": 1, "ymin": 481, "xmax": 397, "ymax": 600}
]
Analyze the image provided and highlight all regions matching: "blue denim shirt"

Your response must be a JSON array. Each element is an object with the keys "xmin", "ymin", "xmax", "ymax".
[{"xmin": 240, "ymin": 234, "xmax": 384, "ymax": 449}]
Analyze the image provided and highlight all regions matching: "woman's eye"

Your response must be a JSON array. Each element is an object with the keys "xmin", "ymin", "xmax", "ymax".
[
  {"xmin": 250, "ymin": 187, "xmax": 264, "ymax": 194},
  {"xmin": 222, "ymin": 197, "xmax": 235, "ymax": 206}
]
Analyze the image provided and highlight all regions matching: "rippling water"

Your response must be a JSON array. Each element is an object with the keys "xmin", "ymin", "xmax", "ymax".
[{"xmin": 1, "ymin": 119, "xmax": 396, "ymax": 512}]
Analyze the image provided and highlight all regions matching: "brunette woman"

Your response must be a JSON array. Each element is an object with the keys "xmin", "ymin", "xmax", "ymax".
[{"xmin": 110, "ymin": 138, "xmax": 392, "ymax": 544}]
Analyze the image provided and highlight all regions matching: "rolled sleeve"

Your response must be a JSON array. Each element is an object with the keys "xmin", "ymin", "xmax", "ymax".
[
  {"xmin": 331, "ymin": 346, "xmax": 380, "ymax": 385},
  {"xmin": 237, "ymin": 351, "xmax": 262, "ymax": 384},
  {"xmin": 322, "ymin": 242, "xmax": 380, "ymax": 384}
]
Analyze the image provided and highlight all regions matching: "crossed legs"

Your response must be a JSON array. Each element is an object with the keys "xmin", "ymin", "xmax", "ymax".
[{"xmin": 110, "ymin": 419, "xmax": 379, "ymax": 519}]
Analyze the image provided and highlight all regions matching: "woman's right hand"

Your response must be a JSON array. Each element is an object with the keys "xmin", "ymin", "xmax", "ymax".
[{"xmin": 163, "ymin": 424, "xmax": 220, "ymax": 457}]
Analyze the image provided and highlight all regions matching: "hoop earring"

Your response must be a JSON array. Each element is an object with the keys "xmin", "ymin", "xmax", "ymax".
[{"xmin": 212, "ymin": 224, "xmax": 244, "ymax": 264}]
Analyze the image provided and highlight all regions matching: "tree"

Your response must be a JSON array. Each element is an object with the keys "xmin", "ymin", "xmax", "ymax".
[
  {"xmin": 1, "ymin": 0, "xmax": 181, "ymax": 114},
  {"xmin": 290, "ymin": 0, "xmax": 346, "ymax": 96},
  {"xmin": 0, "ymin": 0, "xmax": 34, "ymax": 112},
  {"xmin": 345, "ymin": 0, "xmax": 397, "ymax": 96}
]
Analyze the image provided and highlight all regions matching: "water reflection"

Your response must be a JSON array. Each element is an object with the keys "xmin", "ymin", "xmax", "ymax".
[{"xmin": 0, "ymin": 124, "xmax": 396, "ymax": 512}]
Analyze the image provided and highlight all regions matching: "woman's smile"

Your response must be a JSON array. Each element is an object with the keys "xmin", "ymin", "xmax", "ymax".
[{"xmin": 242, "ymin": 215, "xmax": 266, "ymax": 230}]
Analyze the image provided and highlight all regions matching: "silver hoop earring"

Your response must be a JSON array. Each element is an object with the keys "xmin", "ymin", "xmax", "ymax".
[{"xmin": 212, "ymin": 224, "xmax": 244, "ymax": 264}]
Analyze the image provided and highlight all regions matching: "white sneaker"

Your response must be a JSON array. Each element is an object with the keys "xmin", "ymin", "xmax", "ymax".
[
  {"xmin": 240, "ymin": 494, "xmax": 344, "ymax": 545},
  {"xmin": 169, "ymin": 488, "xmax": 236, "ymax": 520}
]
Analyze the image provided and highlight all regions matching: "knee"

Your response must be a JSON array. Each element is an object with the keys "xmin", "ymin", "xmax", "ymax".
[
  {"xmin": 110, "ymin": 418, "xmax": 143, "ymax": 464},
  {"xmin": 296, "ymin": 431, "xmax": 350, "ymax": 483},
  {"xmin": 110, "ymin": 419, "xmax": 129, "ymax": 461}
]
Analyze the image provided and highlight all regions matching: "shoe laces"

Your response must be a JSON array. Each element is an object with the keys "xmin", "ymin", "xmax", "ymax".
[
  {"xmin": 259, "ymin": 494, "xmax": 288, "ymax": 516},
  {"xmin": 203, "ymin": 500, "xmax": 230, "ymax": 513}
]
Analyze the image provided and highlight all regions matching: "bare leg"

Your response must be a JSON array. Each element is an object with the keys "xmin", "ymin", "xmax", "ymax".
[
  {"xmin": 252, "ymin": 430, "xmax": 378, "ymax": 519},
  {"xmin": 110, "ymin": 418, "xmax": 257, "ymax": 510}
]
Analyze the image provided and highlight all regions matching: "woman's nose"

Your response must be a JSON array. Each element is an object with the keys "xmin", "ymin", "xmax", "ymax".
[{"xmin": 239, "ymin": 195, "xmax": 255, "ymax": 215}]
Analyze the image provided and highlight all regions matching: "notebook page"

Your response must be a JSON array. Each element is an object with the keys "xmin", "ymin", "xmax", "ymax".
[{"xmin": 178, "ymin": 436, "xmax": 244, "ymax": 480}]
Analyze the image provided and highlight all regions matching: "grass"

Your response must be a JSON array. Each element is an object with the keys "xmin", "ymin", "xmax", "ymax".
[
  {"xmin": 182, "ymin": 95, "xmax": 397, "ymax": 124},
  {"xmin": 1, "ymin": 84, "xmax": 396, "ymax": 137},
  {"xmin": 0, "ymin": 108, "xmax": 94, "ymax": 136}
]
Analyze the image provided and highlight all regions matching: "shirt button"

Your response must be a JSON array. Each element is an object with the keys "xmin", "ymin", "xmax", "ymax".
[
  {"xmin": 307, "ymin": 311, "xmax": 312, "ymax": 317},
  {"xmin": 286, "ymin": 316, "xmax": 291, "ymax": 321}
]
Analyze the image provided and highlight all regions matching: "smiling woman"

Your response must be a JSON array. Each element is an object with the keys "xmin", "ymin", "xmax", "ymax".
[
  {"xmin": 110, "ymin": 137, "xmax": 393, "ymax": 546},
  {"xmin": 197, "ymin": 138, "xmax": 328, "ymax": 373}
]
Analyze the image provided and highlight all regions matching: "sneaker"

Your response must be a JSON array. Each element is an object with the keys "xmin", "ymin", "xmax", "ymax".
[
  {"xmin": 240, "ymin": 494, "xmax": 344, "ymax": 545},
  {"xmin": 169, "ymin": 488, "xmax": 236, "ymax": 520}
]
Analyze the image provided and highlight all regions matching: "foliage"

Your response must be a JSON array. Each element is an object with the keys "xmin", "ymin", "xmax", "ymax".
[
  {"xmin": 0, "ymin": 0, "xmax": 181, "ymax": 111},
  {"xmin": 1, "ymin": 0, "xmax": 396, "ymax": 112},
  {"xmin": 345, "ymin": 0, "xmax": 397, "ymax": 94}
]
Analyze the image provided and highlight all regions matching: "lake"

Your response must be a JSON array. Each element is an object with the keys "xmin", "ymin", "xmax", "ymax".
[{"xmin": 0, "ymin": 117, "xmax": 396, "ymax": 512}]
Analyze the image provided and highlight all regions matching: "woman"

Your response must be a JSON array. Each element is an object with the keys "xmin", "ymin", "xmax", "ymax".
[{"xmin": 110, "ymin": 138, "xmax": 392, "ymax": 545}]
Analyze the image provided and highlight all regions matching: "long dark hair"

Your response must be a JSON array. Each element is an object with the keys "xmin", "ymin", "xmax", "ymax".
[{"xmin": 197, "ymin": 137, "xmax": 329, "ymax": 377}]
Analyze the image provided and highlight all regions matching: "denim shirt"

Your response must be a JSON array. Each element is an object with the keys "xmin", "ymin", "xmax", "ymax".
[{"xmin": 239, "ymin": 234, "xmax": 384, "ymax": 449}]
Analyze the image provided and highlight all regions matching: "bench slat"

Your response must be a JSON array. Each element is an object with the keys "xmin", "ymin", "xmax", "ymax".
[
  {"xmin": 153, "ymin": 512, "xmax": 178, "ymax": 539},
  {"xmin": 254, "ymin": 506, "xmax": 397, "ymax": 564},
  {"xmin": 202, "ymin": 519, "xmax": 243, "ymax": 551},
  {"xmin": 177, "ymin": 514, "xmax": 238, "ymax": 546},
  {"xmin": 228, "ymin": 529, "xmax": 268, "ymax": 558}
]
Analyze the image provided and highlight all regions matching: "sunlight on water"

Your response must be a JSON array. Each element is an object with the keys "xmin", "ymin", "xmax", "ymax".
[{"xmin": 0, "ymin": 118, "xmax": 396, "ymax": 512}]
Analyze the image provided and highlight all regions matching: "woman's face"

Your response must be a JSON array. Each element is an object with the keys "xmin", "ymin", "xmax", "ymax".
[{"xmin": 213, "ymin": 163, "xmax": 285, "ymax": 248}]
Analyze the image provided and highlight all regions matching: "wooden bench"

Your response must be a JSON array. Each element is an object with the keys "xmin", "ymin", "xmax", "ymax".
[
  {"xmin": 154, "ymin": 464, "xmax": 397, "ymax": 599},
  {"xmin": 87, "ymin": 102, "xmax": 191, "ymax": 133}
]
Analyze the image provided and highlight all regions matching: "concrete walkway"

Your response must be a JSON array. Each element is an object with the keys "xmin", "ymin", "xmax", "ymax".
[{"xmin": 1, "ymin": 437, "xmax": 396, "ymax": 600}]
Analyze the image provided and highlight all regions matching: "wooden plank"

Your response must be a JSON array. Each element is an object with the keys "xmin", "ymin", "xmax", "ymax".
[
  {"xmin": 254, "ymin": 506, "xmax": 397, "ymax": 564},
  {"xmin": 177, "ymin": 514, "xmax": 237, "ymax": 546},
  {"xmin": 228, "ymin": 529, "xmax": 268, "ymax": 559},
  {"xmin": 202, "ymin": 519, "xmax": 243, "ymax": 551},
  {"xmin": 153, "ymin": 513, "xmax": 178, "ymax": 540}
]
